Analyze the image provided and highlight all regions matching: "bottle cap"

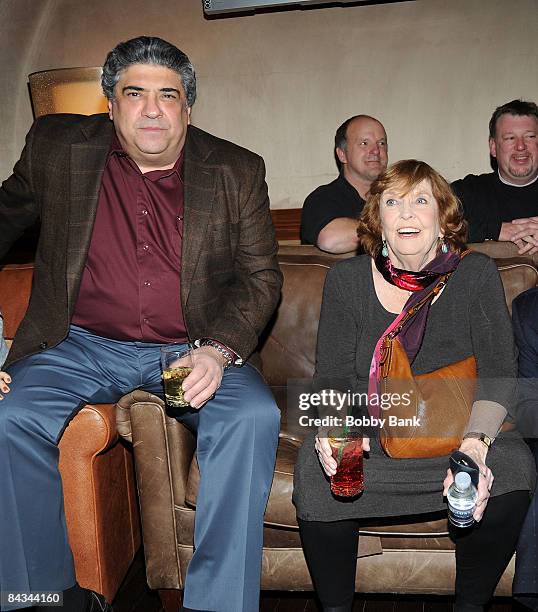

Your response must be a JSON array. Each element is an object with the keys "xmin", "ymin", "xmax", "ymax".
[{"xmin": 455, "ymin": 471, "xmax": 471, "ymax": 490}]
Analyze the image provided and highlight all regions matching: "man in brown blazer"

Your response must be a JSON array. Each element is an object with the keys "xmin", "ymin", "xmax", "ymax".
[{"xmin": 0, "ymin": 37, "xmax": 281, "ymax": 612}]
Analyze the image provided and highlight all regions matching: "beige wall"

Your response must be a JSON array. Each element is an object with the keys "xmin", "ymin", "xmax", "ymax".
[{"xmin": 1, "ymin": 0, "xmax": 537, "ymax": 208}]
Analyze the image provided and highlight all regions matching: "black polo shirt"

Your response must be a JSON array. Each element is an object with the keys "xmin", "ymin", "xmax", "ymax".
[
  {"xmin": 452, "ymin": 172, "xmax": 538, "ymax": 243},
  {"xmin": 300, "ymin": 174, "xmax": 365, "ymax": 245}
]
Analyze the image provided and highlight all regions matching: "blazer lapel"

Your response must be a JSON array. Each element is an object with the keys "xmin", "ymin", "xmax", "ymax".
[
  {"xmin": 66, "ymin": 116, "xmax": 113, "ymax": 313},
  {"xmin": 182, "ymin": 127, "xmax": 216, "ymax": 304}
]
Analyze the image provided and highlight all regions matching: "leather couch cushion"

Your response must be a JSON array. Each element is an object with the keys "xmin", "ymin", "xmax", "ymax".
[
  {"xmin": 185, "ymin": 434, "xmax": 300, "ymax": 528},
  {"xmin": 186, "ymin": 434, "xmax": 453, "ymax": 546},
  {"xmin": 265, "ymin": 436, "xmax": 300, "ymax": 527}
]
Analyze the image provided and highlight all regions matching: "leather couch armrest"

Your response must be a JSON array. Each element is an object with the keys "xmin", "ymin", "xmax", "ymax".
[
  {"xmin": 58, "ymin": 403, "xmax": 132, "ymax": 600},
  {"xmin": 115, "ymin": 390, "xmax": 196, "ymax": 503},
  {"xmin": 115, "ymin": 391, "xmax": 196, "ymax": 589},
  {"xmin": 61, "ymin": 403, "xmax": 119, "ymax": 455},
  {"xmin": 116, "ymin": 390, "xmax": 146, "ymax": 443}
]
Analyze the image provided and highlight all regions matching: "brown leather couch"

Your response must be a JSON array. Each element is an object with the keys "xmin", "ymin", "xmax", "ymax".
[
  {"xmin": 0, "ymin": 263, "xmax": 140, "ymax": 603},
  {"xmin": 115, "ymin": 245, "xmax": 538, "ymax": 610}
]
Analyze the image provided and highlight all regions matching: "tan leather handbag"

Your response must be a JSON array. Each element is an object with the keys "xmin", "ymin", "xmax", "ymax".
[{"xmin": 378, "ymin": 275, "xmax": 477, "ymax": 459}]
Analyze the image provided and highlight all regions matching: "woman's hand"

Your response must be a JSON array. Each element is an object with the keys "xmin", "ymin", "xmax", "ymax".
[
  {"xmin": 442, "ymin": 438, "xmax": 494, "ymax": 522},
  {"xmin": 315, "ymin": 431, "xmax": 370, "ymax": 477},
  {"xmin": 0, "ymin": 371, "xmax": 11, "ymax": 400}
]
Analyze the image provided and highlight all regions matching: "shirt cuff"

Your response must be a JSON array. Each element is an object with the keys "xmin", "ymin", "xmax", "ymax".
[{"xmin": 464, "ymin": 399, "xmax": 508, "ymax": 441}]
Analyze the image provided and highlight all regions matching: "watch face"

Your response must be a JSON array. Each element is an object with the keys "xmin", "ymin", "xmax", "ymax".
[{"xmin": 465, "ymin": 432, "xmax": 492, "ymax": 447}]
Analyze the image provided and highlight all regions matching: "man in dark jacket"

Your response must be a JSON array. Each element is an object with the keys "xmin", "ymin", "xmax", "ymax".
[{"xmin": 0, "ymin": 36, "xmax": 281, "ymax": 612}]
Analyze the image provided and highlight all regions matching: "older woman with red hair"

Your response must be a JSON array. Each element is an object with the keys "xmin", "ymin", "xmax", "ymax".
[{"xmin": 293, "ymin": 160, "xmax": 536, "ymax": 612}]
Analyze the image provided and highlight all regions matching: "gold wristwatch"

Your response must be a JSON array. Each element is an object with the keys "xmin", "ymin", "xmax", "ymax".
[{"xmin": 463, "ymin": 432, "xmax": 494, "ymax": 449}]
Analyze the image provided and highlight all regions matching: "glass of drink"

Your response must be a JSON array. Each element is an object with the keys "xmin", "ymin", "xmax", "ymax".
[
  {"xmin": 327, "ymin": 428, "xmax": 364, "ymax": 497},
  {"xmin": 161, "ymin": 345, "xmax": 194, "ymax": 408}
]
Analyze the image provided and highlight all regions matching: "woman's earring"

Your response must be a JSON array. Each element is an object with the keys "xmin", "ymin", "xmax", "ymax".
[
  {"xmin": 440, "ymin": 237, "xmax": 448, "ymax": 253},
  {"xmin": 381, "ymin": 240, "xmax": 388, "ymax": 257}
]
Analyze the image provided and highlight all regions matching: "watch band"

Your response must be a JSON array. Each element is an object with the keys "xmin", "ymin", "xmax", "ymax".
[
  {"xmin": 463, "ymin": 431, "xmax": 494, "ymax": 449},
  {"xmin": 197, "ymin": 339, "xmax": 234, "ymax": 367},
  {"xmin": 194, "ymin": 338, "xmax": 243, "ymax": 367}
]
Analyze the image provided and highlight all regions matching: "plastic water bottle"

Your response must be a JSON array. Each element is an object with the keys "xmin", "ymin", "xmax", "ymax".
[{"xmin": 447, "ymin": 471, "xmax": 477, "ymax": 528}]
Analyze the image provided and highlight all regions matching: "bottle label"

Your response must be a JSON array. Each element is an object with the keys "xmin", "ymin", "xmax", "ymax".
[
  {"xmin": 448, "ymin": 504, "xmax": 475, "ymax": 527},
  {"xmin": 450, "ymin": 507, "xmax": 473, "ymax": 519}
]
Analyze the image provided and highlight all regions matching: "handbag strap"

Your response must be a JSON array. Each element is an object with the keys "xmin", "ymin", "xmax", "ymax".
[{"xmin": 385, "ymin": 273, "xmax": 451, "ymax": 341}]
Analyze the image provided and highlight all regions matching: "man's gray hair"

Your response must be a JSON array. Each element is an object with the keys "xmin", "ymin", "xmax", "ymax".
[{"xmin": 102, "ymin": 36, "xmax": 196, "ymax": 107}]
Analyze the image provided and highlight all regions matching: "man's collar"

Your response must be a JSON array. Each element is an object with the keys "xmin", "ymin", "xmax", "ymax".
[
  {"xmin": 339, "ymin": 173, "xmax": 366, "ymax": 202},
  {"xmin": 109, "ymin": 132, "xmax": 125, "ymax": 156},
  {"xmin": 497, "ymin": 169, "xmax": 538, "ymax": 188}
]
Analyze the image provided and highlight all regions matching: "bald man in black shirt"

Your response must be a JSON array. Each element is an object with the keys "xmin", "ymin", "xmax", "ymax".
[{"xmin": 301, "ymin": 115, "xmax": 388, "ymax": 254}]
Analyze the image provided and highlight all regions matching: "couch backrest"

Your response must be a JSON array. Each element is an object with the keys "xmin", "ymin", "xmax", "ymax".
[
  {"xmin": 258, "ymin": 254, "xmax": 337, "ymax": 386},
  {"xmin": 2, "ymin": 255, "xmax": 537, "ymax": 375},
  {"xmin": 277, "ymin": 242, "xmax": 538, "ymax": 270},
  {"xmin": 497, "ymin": 259, "xmax": 538, "ymax": 314},
  {"xmin": 259, "ymin": 250, "xmax": 538, "ymax": 387}
]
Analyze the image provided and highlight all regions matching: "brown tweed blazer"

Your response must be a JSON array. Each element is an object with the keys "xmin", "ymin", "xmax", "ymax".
[{"xmin": 0, "ymin": 114, "xmax": 282, "ymax": 366}]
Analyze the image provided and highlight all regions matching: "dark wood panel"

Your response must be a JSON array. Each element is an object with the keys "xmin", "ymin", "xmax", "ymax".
[{"xmin": 270, "ymin": 208, "xmax": 301, "ymax": 242}]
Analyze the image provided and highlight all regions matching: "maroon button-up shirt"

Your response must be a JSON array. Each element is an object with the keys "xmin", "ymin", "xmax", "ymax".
[{"xmin": 72, "ymin": 134, "xmax": 189, "ymax": 343}]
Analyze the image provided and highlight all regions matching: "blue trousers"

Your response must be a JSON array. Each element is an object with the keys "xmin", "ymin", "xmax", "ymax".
[{"xmin": 0, "ymin": 326, "xmax": 280, "ymax": 611}]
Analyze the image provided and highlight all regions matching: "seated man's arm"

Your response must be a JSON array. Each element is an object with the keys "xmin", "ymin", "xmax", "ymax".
[
  {"xmin": 0, "ymin": 121, "xmax": 41, "ymax": 260},
  {"xmin": 183, "ymin": 155, "xmax": 281, "ymax": 408},
  {"xmin": 316, "ymin": 217, "xmax": 359, "ymax": 254},
  {"xmin": 500, "ymin": 216, "xmax": 538, "ymax": 255},
  {"xmin": 300, "ymin": 187, "xmax": 359, "ymax": 254},
  {"xmin": 452, "ymin": 176, "xmax": 538, "ymax": 253}
]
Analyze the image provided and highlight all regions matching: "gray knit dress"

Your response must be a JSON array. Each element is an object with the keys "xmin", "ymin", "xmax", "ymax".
[{"xmin": 293, "ymin": 253, "xmax": 536, "ymax": 522}]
